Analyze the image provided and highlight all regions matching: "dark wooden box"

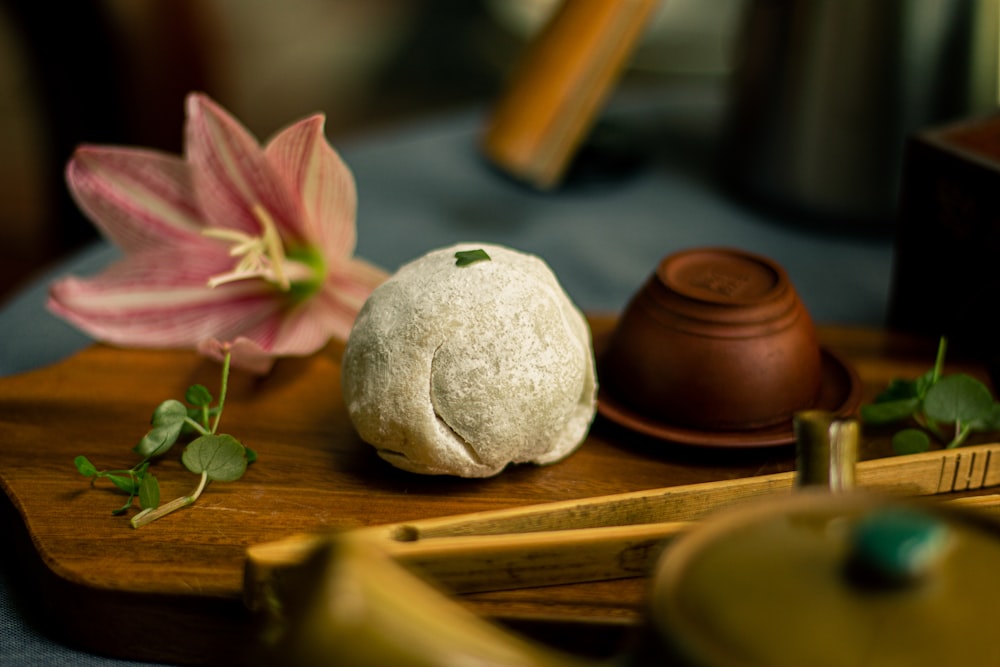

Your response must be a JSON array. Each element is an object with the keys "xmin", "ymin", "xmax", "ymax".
[{"xmin": 888, "ymin": 112, "xmax": 1000, "ymax": 367}]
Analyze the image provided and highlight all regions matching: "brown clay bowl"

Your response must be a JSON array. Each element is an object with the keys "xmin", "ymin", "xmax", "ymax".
[{"xmin": 597, "ymin": 247, "xmax": 859, "ymax": 447}]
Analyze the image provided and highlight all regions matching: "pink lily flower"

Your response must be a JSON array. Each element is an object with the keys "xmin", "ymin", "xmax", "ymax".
[{"xmin": 48, "ymin": 93, "xmax": 387, "ymax": 374}]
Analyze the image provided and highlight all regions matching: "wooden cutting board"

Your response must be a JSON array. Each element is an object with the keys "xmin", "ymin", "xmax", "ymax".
[{"xmin": 0, "ymin": 318, "xmax": 968, "ymax": 664}]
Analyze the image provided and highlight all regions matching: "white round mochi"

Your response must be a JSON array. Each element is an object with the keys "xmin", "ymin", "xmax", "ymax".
[{"xmin": 341, "ymin": 243, "xmax": 597, "ymax": 478}]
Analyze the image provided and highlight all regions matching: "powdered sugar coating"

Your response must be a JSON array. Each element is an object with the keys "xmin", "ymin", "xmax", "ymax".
[{"xmin": 341, "ymin": 242, "xmax": 597, "ymax": 477}]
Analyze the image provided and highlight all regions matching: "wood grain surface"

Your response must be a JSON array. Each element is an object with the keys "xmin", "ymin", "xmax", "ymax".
[{"xmin": 0, "ymin": 318, "xmax": 986, "ymax": 664}]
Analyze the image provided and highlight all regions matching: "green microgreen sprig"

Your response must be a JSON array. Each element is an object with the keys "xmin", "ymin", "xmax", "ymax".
[
  {"xmin": 74, "ymin": 349, "xmax": 256, "ymax": 528},
  {"xmin": 860, "ymin": 337, "xmax": 1000, "ymax": 454}
]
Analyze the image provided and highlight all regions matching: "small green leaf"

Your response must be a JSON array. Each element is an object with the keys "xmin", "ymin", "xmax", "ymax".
[
  {"xmin": 245, "ymin": 446, "xmax": 258, "ymax": 464},
  {"xmin": 138, "ymin": 473, "xmax": 160, "ymax": 510},
  {"xmin": 923, "ymin": 374, "xmax": 995, "ymax": 424},
  {"xmin": 455, "ymin": 249, "xmax": 491, "ymax": 266},
  {"xmin": 860, "ymin": 398, "xmax": 921, "ymax": 425},
  {"xmin": 74, "ymin": 455, "xmax": 98, "ymax": 477},
  {"xmin": 134, "ymin": 399, "xmax": 189, "ymax": 457},
  {"xmin": 968, "ymin": 402, "xmax": 1000, "ymax": 432},
  {"xmin": 134, "ymin": 424, "xmax": 182, "ymax": 459},
  {"xmin": 185, "ymin": 384, "xmax": 213, "ymax": 407},
  {"xmin": 152, "ymin": 399, "xmax": 188, "ymax": 427},
  {"xmin": 892, "ymin": 428, "xmax": 932, "ymax": 455},
  {"xmin": 873, "ymin": 378, "xmax": 921, "ymax": 403},
  {"xmin": 182, "ymin": 434, "xmax": 248, "ymax": 482},
  {"xmin": 106, "ymin": 473, "xmax": 139, "ymax": 495}
]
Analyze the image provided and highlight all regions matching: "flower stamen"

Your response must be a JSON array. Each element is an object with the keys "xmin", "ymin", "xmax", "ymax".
[{"xmin": 203, "ymin": 205, "xmax": 291, "ymax": 291}]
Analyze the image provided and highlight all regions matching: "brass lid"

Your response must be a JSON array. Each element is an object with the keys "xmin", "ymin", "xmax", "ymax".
[{"xmin": 650, "ymin": 492, "xmax": 1000, "ymax": 667}]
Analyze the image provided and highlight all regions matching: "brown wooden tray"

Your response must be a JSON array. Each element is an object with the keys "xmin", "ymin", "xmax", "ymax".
[{"xmin": 0, "ymin": 318, "xmax": 969, "ymax": 664}]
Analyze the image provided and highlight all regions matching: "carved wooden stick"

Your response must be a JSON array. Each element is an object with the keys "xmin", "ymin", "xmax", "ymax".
[{"xmin": 245, "ymin": 441, "xmax": 1000, "ymax": 608}]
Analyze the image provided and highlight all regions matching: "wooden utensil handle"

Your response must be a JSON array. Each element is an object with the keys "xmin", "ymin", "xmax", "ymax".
[{"xmin": 481, "ymin": 0, "xmax": 661, "ymax": 188}]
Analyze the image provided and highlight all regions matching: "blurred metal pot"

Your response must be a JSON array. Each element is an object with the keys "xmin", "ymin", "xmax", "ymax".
[{"xmin": 719, "ymin": 0, "xmax": 996, "ymax": 230}]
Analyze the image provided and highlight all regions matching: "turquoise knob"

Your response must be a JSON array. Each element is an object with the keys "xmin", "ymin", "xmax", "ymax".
[{"xmin": 849, "ymin": 507, "xmax": 950, "ymax": 588}]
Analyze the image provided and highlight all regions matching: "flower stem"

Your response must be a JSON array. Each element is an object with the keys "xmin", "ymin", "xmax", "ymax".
[
  {"xmin": 948, "ymin": 421, "xmax": 973, "ymax": 449},
  {"xmin": 184, "ymin": 417, "xmax": 211, "ymax": 436},
  {"xmin": 130, "ymin": 472, "xmax": 209, "ymax": 529},
  {"xmin": 211, "ymin": 351, "xmax": 231, "ymax": 435},
  {"xmin": 932, "ymin": 337, "xmax": 947, "ymax": 383}
]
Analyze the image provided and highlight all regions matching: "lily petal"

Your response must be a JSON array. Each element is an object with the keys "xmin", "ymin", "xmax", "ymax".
[
  {"xmin": 242, "ymin": 300, "xmax": 335, "ymax": 358},
  {"xmin": 265, "ymin": 114, "xmax": 356, "ymax": 261},
  {"xmin": 185, "ymin": 93, "xmax": 303, "ymax": 239},
  {"xmin": 67, "ymin": 147, "xmax": 204, "ymax": 253},
  {"xmin": 47, "ymin": 245, "xmax": 279, "ymax": 348},
  {"xmin": 212, "ymin": 257, "xmax": 387, "ymax": 361},
  {"xmin": 309, "ymin": 258, "xmax": 390, "ymax": 343}
]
